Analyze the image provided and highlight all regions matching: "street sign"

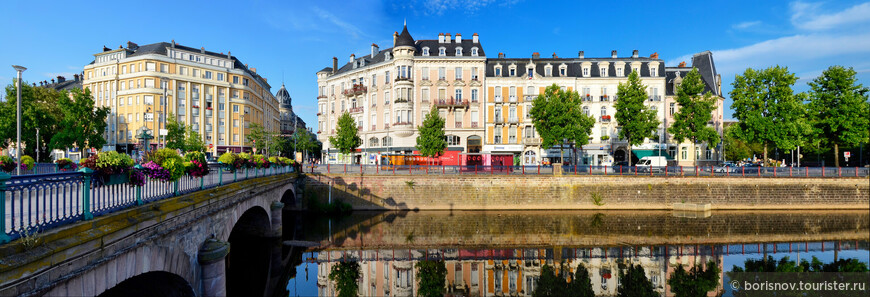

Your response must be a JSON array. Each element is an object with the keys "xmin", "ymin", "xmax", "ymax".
[
  {"xmin": 159, "ymin": 129, "xmax": 168, "ymax": 136},
  {"xmin": 844, "ymin": 151, "xmax": 851, "ymax": 158}
]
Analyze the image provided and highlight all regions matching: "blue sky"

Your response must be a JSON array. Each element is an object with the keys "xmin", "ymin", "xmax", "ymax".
[{"xmin": 2, "ymin": 0, "xmax": 869, "ymax": 127}]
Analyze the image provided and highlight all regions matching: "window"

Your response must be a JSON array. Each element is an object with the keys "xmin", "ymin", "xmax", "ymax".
[
  {"xmin": 445, "ymin": 135, "xmax": 460, "ymax": 146},
  {"xmin": 438, "ymin": 67, "xmax": 445, "ymax": 80},
  {"xmin": 205, "ymin": 71, "xmax": 212, "ymax": 79},
  {"xmin": 438, "ymin": 47, "xmax": 446, "ymax": 56},
  {"xmin": 384, "ymin": 91, "xmax": 390, "ymax": 105},
  {"xmin": 583, "ymin": 68, "xmax": 589, "ymax": 76},
  {"xmin": 455, "ymin": 47, "xmax": 463, "ymax": 56},
  {"xmin": 369, "ymin": 137, "xmax": 379, "ymax": 147},
  {"xmin": 583, "ymin": 106, "xmax": 590, "ymax": 116},
  {"xmin": 681, "ymin": 147, "xmax": 688, "ymax": 160},
  {"xmin": 494, "ymin": 128, "xmax": 502, "ymax": 144},
  {"xmin": 455, "ymin": 67, "xmax": 462, "ymax": 80},
  {"xmin": 559, "ymin": 67, "xmax": 566, "ymax": 76},
  {"xmin": 670, "ymin": 103, "xmax": 675, "ymax": 115},
  {"xmin": 193, "ymin": 69, "xmax": 200, "ymax": 78},
  {"xmin": 651, "ymin": 67, "xmax": 658, "ymax": 77},
  {"xmin": 217, "ymin": 73, "xmax": 224, "ymax": 81},
  {"xmin": 471, "ymin": 67, "xmax": 479, "ymax": 80},
  {"xmin": 545, "ymin": 67, "xmax": 552, "ymax": 77},
  {"xmin": 471, "ymin": 89, "xmax": 479, "ymax": 102},
  {"xmin": 233, "ymin": 76, "xmax": 239, "ymax": 84},
  {"xmin": 617, "ymin": 67, "xmax": 623, "ymax": 76},
  {"xmin": 471, "ymin": 110, "xmax": 479, "ymax": 123},
  {"xmin": 422, "ymin": 47, "xmax": 429, "ymax": 56},
  {"xmin": 601, "ymin": 127, "xmax": 608, "ymax": 138},
  {"xmin": 385, "ymin": 71, "xmax": 390, "ymax": 83},
  {"xmin": 146, "ymin": 62, "xmax": 156, "ymax": 71},
  {"xmin": 495, "ymin": 67, "xmax": 502, "ymax": 76},
  {"xmin": 121, "ymin": 65, "xmax": 127, "ymax": 74},
  {"xmin": 509, "ymin": 68, "xmax": 516, "ymax": 76},
  {"xmin": 233, "ymin": 105, "xmax": 239, "ymax": 113},
  {"xmin": 160, "ymin": 64, "xmax": 167, "ymax": 73},
  {"xmin": 455, "ymin": 89, "xmax": 462, "ymax": 100},
  {"xmin": 601, "ymin": 106, "xmax": 608, "ymax": 116},
  {"xmin": 471, "ymin": 47, "xmax": 479, "ymax": 56}
]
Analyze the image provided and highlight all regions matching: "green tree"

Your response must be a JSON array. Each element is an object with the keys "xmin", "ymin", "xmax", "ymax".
[
  {"xmin": 530, "ymin": 84, "xmax": 595, "ymax": 163},
  {"xmin": 292, "ymin": 130, "xmax": 314, "ymax": 159},
  {"xmin": 667, "ymin": 260, "xmax": 720, "ymax": 297},
  {"xmin": 730, "ymin": 66, "xmax": 810, "ymax": 163},
  {"xmin": 269, "ymin": 135, "xmax": 288, "ymax": 156},
  {"xmin": 532, "ymin": 264, "xmax": 568, "ymax": 297},
  {"xmin": 329, "ymin": 112, "xmax": 361, "ymax": 155},
  {"xmin": 617, "ymin": 264, "xmax": 657, "ymax": 297},
  {"xmin": 668, "ymin": 68, "xmax": 721, "ymax": 166},
  {"xmin": 184, "ymin": 126, "xmax": 206, "ymax": 152},
  {"xmin": 0, "ymin": 80, "xmax": 64, "ymax": 161},
  {"xmin": 49, "ymin": 88, "xmax": 110, "ymax": 154},
  {"xmin": 415, "ymin": 260, "xmax": 447, "ymax": 297},
  {"xmin": 164, "ymin": 113, "xmax": 187, "ymax": 150},
  {"xmin": 806, "ymin": 66, "xmax": 870, "ymax": 167},
  {"xmin": 723, "ymin": 125, "xmax": 763, "ymax": 161},
  {"xmin": 416, "ymin": 106, "xmax": 447, "ymax": 158},
  {"xmin": 245, "ymin": 123, "xmax": 270, "ymax": 154},
  {"xmin": 328, "ymin": 261, "xmax": 361, "ymax": 297},
  {"xmin": 615, "ymin": 71, "xmax": 660, "ymax": 165},
  {"xmin": 569, "ymin": 263, "xmax": 595, "ymax": 297}
]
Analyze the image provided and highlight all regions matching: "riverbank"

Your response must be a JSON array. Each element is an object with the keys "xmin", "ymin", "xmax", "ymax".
[{"xmin": 304, "ymin": 174, "xmax": 869, "ymax": 210}]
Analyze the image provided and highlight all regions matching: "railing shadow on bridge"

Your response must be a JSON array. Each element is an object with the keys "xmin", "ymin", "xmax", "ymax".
[
  {"xmin": 305, "ymin": 164, "xmax": 870, "ymax": 178},
  {"xmin": 1, "ymin": 164, "xmax": 296, "ymax": 243}
]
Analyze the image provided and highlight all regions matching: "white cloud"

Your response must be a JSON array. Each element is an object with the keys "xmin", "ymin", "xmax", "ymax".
[
  {"xmin": 791, "ymin": 1, "xmax": 870, "ymax": 30},
  {"xmin": 412, "ymin": 0, "xmax": 520, "ymax": 15},
  {"xmin": 311, "ymin": 6, "xmax": 368, "ymax": 39},
  {"xmin": 732, "ymin": 20, "xmax": 761, "ymax": 30}
]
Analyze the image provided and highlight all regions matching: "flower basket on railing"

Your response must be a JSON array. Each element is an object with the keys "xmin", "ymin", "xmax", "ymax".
[
  {"xmin": 55, "ymin": 158, "xmax": 78, "ymax": 171},
  {"xmin": 252, "ymin": 154, "xmax": 270, "ymax": 169},
  {"xmin": 0, "ymin": 155, "xmax": 15, "ymax": 172},
  {"xmin": 238, "ymin": 152, "xmax": 253, "ymax": 168},
  {"xmin": 79, "ymin": 151, "xmax": 136, "ymax": 185},
  {"xmin": 218, "ymin": 152, "xmax": 239, "ymax": 172},
  {"xmin": 140, "ymin": 148, "xmax": 186, "ymax": 182},
  {"xmin": 20, "ymin": 155, "xmax": 35, "ymax": 171},
  {"xmin": 184, "ymin": 151, "xmax": 209, "ymax": 177}
]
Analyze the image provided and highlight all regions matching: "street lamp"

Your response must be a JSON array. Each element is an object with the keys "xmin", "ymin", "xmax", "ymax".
[{"xmin": 12, "ymin": 65, "xmax": 26, "ymax": 175}]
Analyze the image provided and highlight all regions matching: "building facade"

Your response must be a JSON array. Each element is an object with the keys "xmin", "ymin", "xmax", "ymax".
[
  {"xmin": 317, "ymin": 26, "xmax": 724, "ymax": 165},
  {"xmin": 317, "ymin": 25, "xmax": 486, "ymax": 165},
  {"xmin": 83, "ymin": 41, "xmax": 280, "ymax": 156}
]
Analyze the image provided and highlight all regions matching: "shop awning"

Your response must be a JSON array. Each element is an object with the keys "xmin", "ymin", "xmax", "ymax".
[{"xmin": 631, "ymin": 149, "xmax": 674, "ymax": 160}]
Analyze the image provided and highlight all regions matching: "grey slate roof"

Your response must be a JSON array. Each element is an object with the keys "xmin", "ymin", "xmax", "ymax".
[
  {"xmin": 665, "ymin": 51, "xmax": 719, "ymax": 96},
  {"xmin": 395, "ymin": 25, "xmax": 415, "ymax": 47},
  {"xmin": 415, "ymin": 38, "xmax": 485, "ymax": 57},
  {"xmin": 484, "ymin": 57, "xmax": 665, "ymax": 79},
  {"xmin": 276, "ymin": 84, "xmax": 291, "ymax": 109}
]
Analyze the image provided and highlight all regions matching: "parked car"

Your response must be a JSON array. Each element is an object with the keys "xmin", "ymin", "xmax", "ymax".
[
  {"xmin": 636, "ymin": 156, "xmax": 667, "ymax": 173},
  {"xmin": 713, "ymin": 162, "xmax": 739, "ymax": 173}
]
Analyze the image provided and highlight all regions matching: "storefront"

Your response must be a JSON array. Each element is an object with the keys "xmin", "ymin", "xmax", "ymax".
[{"xmin": 482, "ymin": 145, "xmax": 522, "ymax": 166}]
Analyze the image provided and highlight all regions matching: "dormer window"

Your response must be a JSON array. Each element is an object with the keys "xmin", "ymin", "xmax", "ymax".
[
  {"xmin": 471, "ymin": 47, "xmax": 479, "ymax": 56},
  {"xmin": 422, "ymin": 47, "xmax": 430, "ymax": 56},
  {"xmin": 583, "ymin": 68, "xmax": 589, "ymax": 77},
  {"xmin": 650, "ymin": 67, "xmax": 658, "ymax": 77},
  {"xmin": 617, "ymin": 67, "xmax": 623, "ymax": 76},
  {"xmin": 600, "ymin": 67, "xmax": 607, "ymax": 77},
  {"xmin": 509, "ymin": 67, "xmax": 516, "ymax": 77},
  {"xmin": 456, "ymin": 47, "xmax": 463, "ymax": 56},
  {"xmin": 495, "ymin": 66, "xmax": 502, "ymax": 76},
  {"xmin": 439, "ymin": 47, "xmax": 446, "ymax": 56},
  {"xmin": 528, "ymin": 68, "xmax": 534, "ymax": 78},
  {"xmin": 544, "ymin": 65, "xmax": 552, "ymax": 77},
  {"xmin": 559, "ymin": 65, "xmax": 567, "ymax": 76}
]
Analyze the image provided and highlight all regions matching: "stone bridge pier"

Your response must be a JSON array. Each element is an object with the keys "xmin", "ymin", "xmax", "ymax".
[{"xmin": 0, "ymin": 173, "xmax": 302, "ymax": 297}]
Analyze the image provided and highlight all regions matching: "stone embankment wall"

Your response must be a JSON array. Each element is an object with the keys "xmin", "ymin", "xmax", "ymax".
[{"xmin": 304, "ymin": 175, "xmax": 869, "ymax": 210}]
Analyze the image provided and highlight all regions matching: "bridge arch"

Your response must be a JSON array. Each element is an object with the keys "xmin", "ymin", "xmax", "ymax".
[
  {"xmin": 226, "ymin": 206, "xmax": 273, "ymax": 297},
  {"xmin": 281, "ymin": 187, "xmax": 296, "ymax": 208},
  {"xmin": 98, "ymin": 271, "xmax": 194, "ymax": 297}
]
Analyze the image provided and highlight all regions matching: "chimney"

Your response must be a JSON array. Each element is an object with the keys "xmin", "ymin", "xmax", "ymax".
[
  {"xmin": 227, "ymin": 51, "xmax": 231, "ymax": 59},
  {"xmin": 552, "ymin": 53, "xmax": 558, "ymax": 58},
  {"xmin": 532, "ymin": 52, "xmax": 540, "ymax": 59},
  {"xmin": 39, "ymin": 81, "xmax": 43, "ymax": 86},
  {"xmin": 32, "ymin": 83, "xmax": 36, "ymax": 87},
  {"xmin": 171, "ymin": 39, "xmax": 176, "ymax": 48},
  {"xmin": 57, "ymin": 76, "xmax": 65, "ymax": 83},
  {"xmin": 251, "ymin": 67, "xmax": 257, "ymax": 73},
  {"xmin": 393, "ymin": 31, "xmax": 398, "ymax": 46},
  {"xmin": 650, "ymin": 52, "xmax": 659, "ymax": 59},
  {"xmin": 632, "ymin": 50, "xmax": 639, "ymax": 58},
  {"xmin": 371, "ymin": 43, "xmax": 379, "ymax": 58},
  {"xmin": 350, "ymin": 54, "xmax": 355, "ymax": 63},
  {"xmin": 74, "ymin": 74, "xmax": 80, "ymax": 81},
  {"xmin": 578, "ymin": 51, "xmax": 584, "ymax": 58},
  {"xmin": 498, "ymin": 52, "xmax": 505, "ymax": 59},
  {"xmin": 51, "ymin": 79, "xmax": 55, "ymax": 84},
  {"xmin": 678, "ymin": 61, "xmax": 686, "ymax": 67},
  {"xmin": 445, "ymin": 33, "xmax": 452, "ymax": 43},
  {"xmin": 126, "ymin": 41, "xmax": 139, "ymax": 50},
  {"xmin": 611, "ymin": 50, "xmax": 617, "ymax": 58},
  {"xmin": 455, "ymin": 33, "xmax": 462, "ymax": 43},
  {"xmin": 438, "ymin": 33, "xmax": 444, "ymax": 43},
  {"xmin": 332, "ymin": 57, "xmax": 338, "ymax": 74},
  {"xmin": 472, "ymin": 33, "xmax": 479, "ymax": 43},
  {"xmin": 200, "ymin": 47, "xmax": 205, "ymax": 53}
]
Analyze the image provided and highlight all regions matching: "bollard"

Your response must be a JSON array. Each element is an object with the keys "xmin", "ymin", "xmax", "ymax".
[
  {"xmin": 0, "ymin": 172, "xmax": 11, "ymax": 243},
  {"xmin": 80, "ymin": 167, "xmax": 94, "ymax": 220}
]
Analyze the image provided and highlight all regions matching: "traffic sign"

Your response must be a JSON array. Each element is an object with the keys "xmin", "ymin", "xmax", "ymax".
[{"xmin": 844, "ymin": 151, "xmax": 851, "ymax": 158}]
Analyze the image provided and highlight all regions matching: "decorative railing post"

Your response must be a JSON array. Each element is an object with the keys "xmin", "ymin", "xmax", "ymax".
[
  {"xmin": 218, "ymin": 166, "xmax": 224, "ymax": 186},
  {"xmin": 0, "ymin": 172, "xmax": 11, "ymax": 243},
  {"xmin": 200, "ymin": 176, "xmax": 205, "ymax": 190},
  {"xmin": 233, "ymin": 169, "xmax": 238, "ymax": 182},
  {"xmin": 134, "ymin": 164, "xmax": 144, "ymax": 206},
  {"xmin": 80, "ymin": 168, "xmax": 94, "ymax": 220},
  {"xmin": 174, "ymin": 180, "xmax": 180, "ymax": 196},
  {"xmin": 54, "ymin": 163, "xmax": 59, "ymax": 173},
  {"xmin": 245, "ymin": 167, "xmax": 249, "ymax": 180}
]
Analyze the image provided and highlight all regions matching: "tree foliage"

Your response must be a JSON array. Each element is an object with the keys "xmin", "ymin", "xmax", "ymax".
[
  {"xmin": 667, "ymin": 260, "xmax": 720, "ymax": 297},
  {"xmin": 164, "ymin": 113, "xmax": 186, "ymax": 151},
  {"xmin": 416, "ymin": 106, "xmax": 447, "ymax": 157},
  {"xmin": 415, "ymin": 260, "xmax": 447, "ymax": 297},
  {"xmin": 617, "ymin": 264, "xmax": 657, "ymax": 297},
  {"xmin": 529, "ymin": 84, "xmax": 595, "ymax": 158},
  {"xmin": 615, "ymin": 71, "xmax": 660, "ymax": 166},
  {"xmin": 49, "ymin": 88, "xmax": 110, "ymax": 153},
  {"xmin": 329, "ymin": 112, "xmax": 361, "ymax": 154},
  {"xmin": 723, "ymin": 125, "xmax": 763, "ymax": 161},
  {"xmin": 569, "ymin": 263, "xmax": 596, "ymax": 297},
  {"xmin": 245, "ymin": 123, "xmax": 270, "ymax": 154},
  {"xmin": 730, "ymin": 66, "xmax": 810, "ymax": 162},
  {"xmin": 531, "ymin": 263, "xmax": 594, "ymax": 297},
  {"xmin": 184, "ymin": 126, "xmax": 206, "ymax": 152},
  {"xmin": 0, "ymin": 80, "xmax": 64, "ymax": 161},
  {"xmin": 328, "ymin": 261, "xmax": 361, "ymax": 297},
  {"xmin": 806, "ymin": 65, "xmax": 870, "ymax": 167},
  {"xmin": 668, "ymin": 68, "xmax": 721, "ymax": 166}
]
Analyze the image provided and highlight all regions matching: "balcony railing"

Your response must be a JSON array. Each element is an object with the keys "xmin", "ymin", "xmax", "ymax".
[
  {"xmin": 454, "ymin": 121, "xmax": 462, "ymax": 128},
  {"xmin": 394, "ymin": 99, "xmax": 410, "ymax": 104},
  {"xmin": 395, "ymin": 76, "xmax": 413, "ymax": 83},
  {"xmin": 509, "ymin": 95, "xmax": 517, "ymax": 103},
  {"xmin": 649, "ymin": 95, "xmax": 662, "ymax": 101},
  {"xmin": 471, "ymin": 122, "xmax": 479, "ymax": 128},
  {"xmin": 523, "ymin": 137, "xmax": 542, "ymax": 145},
  {"xmin": 317, "ymin": 95, "xmax": 327, "ymax": 99},
  {"xmin": 393, "ymin": 122, "xmax": 412, "ymax": 126},
  {"xmin": 433, "ymin": 98, "xmax": 470, "ymax": 107},
  {"xmin": 600, "ymin": 115, "xmax": 612, "ymax": 122},
  {"xmin": 494, "ymin": 95, "xmax": 503, "ymax": 102},
  {"xmin": 524, "ymin": 95, "xmax": 537, "ymax": 101},
  {"xmin": 341, "ymin": 84, "xmax": 367, "ymax": 96},
  {"xmin": 583, "ymin": 95, "xmax": 593, "ymax": 102},
  {"xmin": 599, "ymin": 95, "xmax": 609, "ymax": 102},
  {"xmin": 494, "ymin": 117, "xmax": 504, "ymax": 124},
  {"xmin": 316, "ymin": 112, "xmax": 322, "ymax": 116},
  {"xmin": 349, "ymin": 107, "xmax": 364, "ymax": 114}
]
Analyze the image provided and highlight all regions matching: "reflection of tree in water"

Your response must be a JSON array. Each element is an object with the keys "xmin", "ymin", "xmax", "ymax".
[
  {"xmin": 668, "ymin": 260, "xmax": 720, "ymax": 297},
  {"xmin": 328, "ymin": 261, "xmax": 361, "ymax": 297},
  {"xmin": 617, "ymin": 264, "xmax": 657, "ymax": 297},
  {"xmin": 531, "ymin": 263, "xmax": 595, "ymax": 297},
  {"xmin": 415, "ymin": 260, "xmax": 447, "ymax": 297},
  {"xmin": 589, "ymin": 213, "xmax": 605, "ymax": 229},
  {"xmin": 728, "ymin": 256, "xmax": 869, "ymax": 297}
]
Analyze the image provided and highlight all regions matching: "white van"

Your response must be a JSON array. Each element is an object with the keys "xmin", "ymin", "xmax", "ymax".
[{"xmin": 636, "ymin": 156, "xmax": 667, "ymax": 173}]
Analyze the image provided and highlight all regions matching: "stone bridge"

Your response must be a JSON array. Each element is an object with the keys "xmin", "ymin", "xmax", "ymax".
[{"xmin": 0, "ymin": 173, "xmax": 302, "ymax": 297}]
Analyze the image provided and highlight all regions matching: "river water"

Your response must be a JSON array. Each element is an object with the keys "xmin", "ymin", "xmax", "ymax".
[{"xmin": 273, "ymin": 210, "xmax": 869, "ymax": 297}]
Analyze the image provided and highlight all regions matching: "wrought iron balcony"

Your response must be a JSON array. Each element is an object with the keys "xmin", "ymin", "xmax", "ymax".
[
  {"xmin": 433, "ymin": 98, "xmax": 470, "ymax": 107},
  {"xmin": 349, "ymin": 107, "xmax": 364, "ymax": 114},
  {"xmin": 470, "ymin": 122, "xmax": 479, "ymax": 128},
  {"xmin": 454, "ymin": 121, "xmax": 462, "ymax": 128},
  {"xmin": 600, "ymin": 115, "xmax": 612, "ymax": 122}
]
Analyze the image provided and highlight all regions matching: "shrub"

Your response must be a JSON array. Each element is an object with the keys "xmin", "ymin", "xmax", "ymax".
[
  {"xmin": 141, "ymin": 149, "xmax": 185, "ymax": 181},
  {"xmin": 20, "ymin": 155, "xmax": 35, "ymax": 170},
  {"xmin": 218, "ymin": 152, "xmax": 237, "ymax": 165},
  {"xmin": 251, "ymin": 154, "xmax": 270, "ymax": 168},
  {"xmin": 0, "ymin": 155, "xmax": 15, "ymax": 172},
  {"xmin": 128, "ymin": 169, "xmax": 146, "ymax": 186},
  {"xmin": 79, "ymin": 151, "xmax": 134, "ymax": 176},
  {"xmin": 184, "ymin": 151, "xmax": 209, "ymax": 177},
  {"xmin": 55, "ymin": 158, "xmax": 78, "ymax": 171}
]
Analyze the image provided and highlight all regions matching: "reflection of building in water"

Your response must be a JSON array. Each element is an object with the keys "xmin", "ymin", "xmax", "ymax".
[{"xmin": 314, "ymin": 245, "xmax": 726, "ymax": 296}]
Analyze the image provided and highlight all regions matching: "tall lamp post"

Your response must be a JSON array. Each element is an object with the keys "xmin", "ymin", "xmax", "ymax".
[{"xmin": 12, "ymin": 65, "xmax": 26, "ymax": 175}]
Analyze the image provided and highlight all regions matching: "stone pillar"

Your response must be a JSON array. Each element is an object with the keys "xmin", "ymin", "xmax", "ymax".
[
  {"xmin": 198, "ymin": 238, "xmax": 230, "ymax": 297},
  {"xmin": 269, "ymin": 201, "xmax": 284, "ymax": 237}
]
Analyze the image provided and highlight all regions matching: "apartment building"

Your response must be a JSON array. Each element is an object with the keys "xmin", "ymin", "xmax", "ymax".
[
  {"xmin": 316, "ymin": 25, "xmax": 486, "ymax": 165},
  {"xmin": 83, "ymin": 41, "xmax": 280, "ymax": 156}
]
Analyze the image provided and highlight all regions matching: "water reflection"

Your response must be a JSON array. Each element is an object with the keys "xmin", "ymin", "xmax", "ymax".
[{"xmin": 285, "ymin": 210, "xmax": 869, "ymax": 296}]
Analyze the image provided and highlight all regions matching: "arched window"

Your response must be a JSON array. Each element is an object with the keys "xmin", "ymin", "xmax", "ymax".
[
  {"xmin": 600, "ymin": 106, "xmax": 607, "ymax": 116},
  {"xmin": 455, "ymin": 47, "xmax": 463, "ymax": 56},
  {"xmin": 382, "ymin": 136, "xmax": 392, "ymax": 147},
  {"xmin": 582, "ymin": 106, "xmax": 590, "ymax": 116},
  {"xmin": 524, "ymin": 150, "xmax": 537, "ymax": 165},
  {"xmin": 445, "ymin": 135, "xmax": 461, "ymax": 146},
  {"xmin": 422, "ymin": 47, "xmax": 430, "ymax": 56},
  {"xmin": 369, "ymin": 137, "xmax": 379, "ymax": 147},
  {"xmin": 438, "ymin": 47, "xmax": 446, "ymax": 56},
  {"xmin": 471, "ymin": 47, "xmax": 479, "ymax": 56}
]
